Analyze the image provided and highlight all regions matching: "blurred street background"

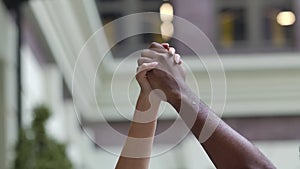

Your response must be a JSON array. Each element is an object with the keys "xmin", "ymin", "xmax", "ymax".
[{"xmin": 0, "ymin": 0, "xmax": 300, "ymax": 168}]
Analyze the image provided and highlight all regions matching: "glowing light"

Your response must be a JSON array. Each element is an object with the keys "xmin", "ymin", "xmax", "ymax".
[
  {"xmin": 160, "ymin": 2, "xmax": 174, "ymax": 22},
  {"xmin": 160, "ymin": 22, "xmax": 174, "ymax": 40},
  {"xmin": 276, "ymin": 11, "xmax": 296, "ymax": 26}
]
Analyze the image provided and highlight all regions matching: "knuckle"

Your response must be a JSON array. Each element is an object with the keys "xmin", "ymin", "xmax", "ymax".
[
  {"xmin": 149, "ymin": 42, "xmax": 158, "ymax": 48},
  {"xmin": 137, "ymin": 58, "xmax": 142, "ymax": 65},
  {"xmin": 158, "ymin": 53, "xmax": 167, "ymax": 61},
  {"xmin": 141, "ymin": 49, "xmax": 150, "ymax": 56},
  {"xmin": 149, "ymin": 42, "xmax": 164, "ymax": 50},
  {"xmin": 151, "ymin": 69, "xmax": 160, "ymax": 74},
  {"xmin": 140, "ymin": 63, "xmax": 148, "ymax": 69}
]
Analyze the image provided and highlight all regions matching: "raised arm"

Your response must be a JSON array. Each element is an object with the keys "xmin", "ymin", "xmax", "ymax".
[
  {"xmin": 140, "ymin": 42, "xmax": 276, "ymax": 169},
  {"xmin": 168, "ymin": 85, "xmax": 275, "ymax": 169},
  {"xmin": 115, "ymin": 61, "xmax": 161, "ymax": 169}
]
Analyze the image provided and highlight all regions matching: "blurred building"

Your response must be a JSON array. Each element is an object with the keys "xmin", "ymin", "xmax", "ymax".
[
  {"xmin": 96, "ymin": 0, "xmax": 300, "ymax": 57},
  {"xmin": 0, "ymin": 0, "xmax": 300, "ymax": 169}
]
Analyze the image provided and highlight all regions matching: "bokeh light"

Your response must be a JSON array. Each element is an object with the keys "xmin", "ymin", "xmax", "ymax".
[{"xmin": 276, "ymin": 11, "xmax": 296, "ymax": 26}]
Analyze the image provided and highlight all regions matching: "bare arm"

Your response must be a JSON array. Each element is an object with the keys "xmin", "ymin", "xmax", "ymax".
[
  {"xmin": 115, "ymin": 62, "xmax": 160, "ymax": 169},
  {"xmin": 169, "ymin": 85, "xmax": 276, "ymax": 169},
  {"xmin": 141, "ymin": 42, "xmax": 275, "ymax": 169}
]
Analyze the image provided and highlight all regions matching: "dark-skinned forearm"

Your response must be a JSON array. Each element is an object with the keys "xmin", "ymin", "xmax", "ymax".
[{"xmin": 169, "ymin": 86, "xmax": 275, "ymax": 169}]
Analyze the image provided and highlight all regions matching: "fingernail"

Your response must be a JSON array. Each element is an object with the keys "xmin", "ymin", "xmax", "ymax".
[
  {"xmin": 162, "ymin": 43, "xmax": 170, "ymax": 50},
  {"xmin": 174, "ymin": 54, "xmax": 180, "ymax": 64},
  {"xmin": 149, "ymin": 62, "xmax": 158, "ymax": 66},
  {"xmin": 169, "ymin": 47, "xmax": 175, "ymax": 55}
]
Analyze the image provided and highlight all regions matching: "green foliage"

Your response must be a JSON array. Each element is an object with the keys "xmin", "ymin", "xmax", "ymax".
[
  {"xmin": 14, "ymin": 105, "xmax": 73, "ymax": 169},
  {"xmin": 14, "ymin": 129, "xmax": 34, "ymax": 169}
]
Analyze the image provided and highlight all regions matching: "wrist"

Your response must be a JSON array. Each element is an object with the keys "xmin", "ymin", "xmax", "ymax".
[
  {"xmin": 138, "ymin": 89, "xmax": 162, "ymax": 110},
  {"xmin": 139, "ymin": 89, "xmax": 150, "ymax": 97},
  {"xmin": 168, "ymin": 83, "xmax": 189, "ymax": 112}
]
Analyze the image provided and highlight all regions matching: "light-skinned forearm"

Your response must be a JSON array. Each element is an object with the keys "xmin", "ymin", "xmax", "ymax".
[{"xmin": 115, "ymin": 92, "xmax": 160, "ymax": 169}]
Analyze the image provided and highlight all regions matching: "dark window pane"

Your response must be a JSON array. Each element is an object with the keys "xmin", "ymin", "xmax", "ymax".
[{"xmin": 218, "ymin": 8, "xmax": 247, "ymax": 48}]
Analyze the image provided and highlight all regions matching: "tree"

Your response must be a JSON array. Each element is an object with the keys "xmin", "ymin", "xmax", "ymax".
[{"xmin": 14, "ymin": 105, "xmax": 73, "ymax": 169}]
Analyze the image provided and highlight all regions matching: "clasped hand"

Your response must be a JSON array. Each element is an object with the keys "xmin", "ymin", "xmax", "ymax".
[{"xmin": 136, "ymin": 42, "xmax": 187, "ymax": 103}]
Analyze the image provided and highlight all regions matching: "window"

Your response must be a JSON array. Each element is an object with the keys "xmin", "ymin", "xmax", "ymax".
[
  {"xmin": 95, "ymin": 0, "xmax": 299, "ymax": 57},
  {"xmin": 219, "ymin": 8, "xmax": 247, "ymax": 48},
  {"xmin": 95, "ymin": 0, "xmax": 166, "ymax": 58},
  {"xmin": 216, "ymin": 0, "xmax": 297, "ymax": 53},
  {"xmin": 262, "ymin": 7, "xmax": 295, "ymax": 47}
]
